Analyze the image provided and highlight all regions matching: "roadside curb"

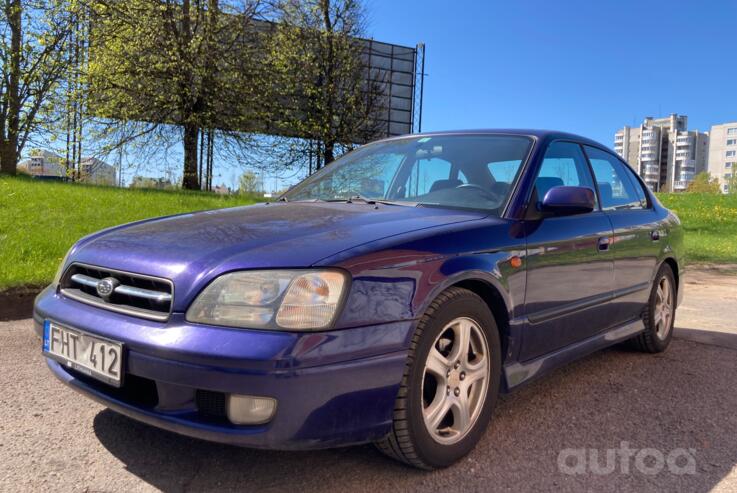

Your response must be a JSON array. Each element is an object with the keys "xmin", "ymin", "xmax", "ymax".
[
  {"xmin": 674, "ymin": 327, "xmax": 737, "ymax": 351},
  {"xmin": 685, "ymin": 262, "xmax": 737, "ymax": 275},
  {"xmin": 0, "ymin": 286, "xmax": 43, "ymax": 322}
]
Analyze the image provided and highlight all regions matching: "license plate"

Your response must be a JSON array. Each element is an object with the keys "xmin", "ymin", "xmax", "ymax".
[{"xmin": 43, "ymin": 320, "xmax": 123, "ymax": 387}]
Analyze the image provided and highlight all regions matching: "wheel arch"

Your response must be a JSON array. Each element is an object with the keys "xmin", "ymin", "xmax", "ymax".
[
  {"xmin": 449, "ymin": 278, "xmax": 511, "ymax": 363},
  {"xmin": 661, "ymin": 256, "xmax": 680, "ymax": 293}
]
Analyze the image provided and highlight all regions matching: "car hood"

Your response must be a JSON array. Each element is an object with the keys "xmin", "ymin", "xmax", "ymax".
[{"xmin": 69, "ymin": 202, "xmax": 485, "ymax": 311}]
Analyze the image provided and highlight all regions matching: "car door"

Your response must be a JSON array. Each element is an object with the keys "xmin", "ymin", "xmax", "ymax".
[
  {"xmin": 584, "ymin": 145, "xmax": 661, "ymax": 325},
  {"xmin": 520, "ymin": 141, "xmax": 616, "ymax": 362}
]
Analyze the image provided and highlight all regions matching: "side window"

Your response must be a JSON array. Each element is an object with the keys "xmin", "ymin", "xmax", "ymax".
[
  {"xmin": 403, "ymin": 158, "xmax": 453, "ymax": 198},
  {"xmin": 584, "ymin": 146, "xmax": 643, "ymax": 211},
  {"xmin": 533, "ymin": 142, "xmax": 596, "ymax": 206},
  {"xmin": 625, "ymin": 168, "xmax": 649, "ymax": 208}
]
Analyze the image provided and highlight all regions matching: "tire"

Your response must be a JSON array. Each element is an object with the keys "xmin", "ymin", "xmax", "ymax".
[
  {"xmin": 375, "ymin": 287, "xmax": 502, "ymax": 469},
  {"xmin": 631, "ymin": 263, "xmax": 677, "ymax": 353}
]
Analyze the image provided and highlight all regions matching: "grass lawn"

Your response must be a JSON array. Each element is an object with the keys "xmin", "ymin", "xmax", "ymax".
[
  {"xmin": 1, "ymin": 176, "xmax": 735, "ymax": 291},
  {"xmin": 0, "ymin": 175, "xmax": 261, "ymax": 291},
  {"xmin": 656, "ymin": 192, "xmax": 737, "ymax": 265}
]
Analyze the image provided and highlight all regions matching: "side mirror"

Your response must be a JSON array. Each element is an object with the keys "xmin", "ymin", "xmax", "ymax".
[{"xmin": 540, "ymin": 186, "xmax": 596, "ymax": 216}]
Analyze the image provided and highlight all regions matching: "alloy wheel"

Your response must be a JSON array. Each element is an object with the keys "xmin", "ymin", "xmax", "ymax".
[
  {"xmin": 421, "ymin": 317, "xmax": 490, "ymax": 445},
  {"xmin": 654, "ymin": 276, "xmax": 674, "ymax": 340}
]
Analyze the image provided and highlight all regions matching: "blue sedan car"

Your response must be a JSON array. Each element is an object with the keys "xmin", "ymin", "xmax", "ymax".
[{"xmin": 34, "ymin": 130, "xmax": 683, "ymax": 469}]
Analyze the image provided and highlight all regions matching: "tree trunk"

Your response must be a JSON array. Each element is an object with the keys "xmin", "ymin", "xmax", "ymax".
[
  {"xmin": 0, "ymin": 141, "xmax": 16, "ymax": 174},
  {"xmin": 206, "ymin": 128, "xmax": 214, "ymax": 191},
  {"xmin": 324, "ymin": 141, "xmax": 335, "ymax": 165},
  {"xmin": 178, "ymin": 0, "xmax": 200, "ymax": 190},
  {"xmin": 182, "ymin": 124, "xmax": 200, "ymax": 189},
  {"xmin": 198, "ymin": 129, "xmax": 204, "ymax": 186},
  {"xmin": 1, "ymin": 0, "xmax": 22, "ymax": 175}
]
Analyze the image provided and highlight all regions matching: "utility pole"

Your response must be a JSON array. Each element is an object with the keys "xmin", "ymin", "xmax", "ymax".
[{"xmin": 117, "ymin": 146, "xmax": 123, "ymax": 187}]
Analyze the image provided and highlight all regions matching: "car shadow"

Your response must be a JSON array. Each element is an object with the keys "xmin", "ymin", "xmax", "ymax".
[
  {"xmin": 93, "ymin": 338, "xmax": 737, "ymax": 492},
  {"xmin": 92, "ymin": 410, "xmax": 422, "ymax": 492}
]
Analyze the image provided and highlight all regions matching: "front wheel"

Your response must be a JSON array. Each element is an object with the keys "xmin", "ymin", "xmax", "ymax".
[
  {"xmin": 632, "ymin": 264, "xmax": 677, "ymax": 353},
  {"xmin": 375, "ymin": 287, "xmax": 501, "ymax": 469}
]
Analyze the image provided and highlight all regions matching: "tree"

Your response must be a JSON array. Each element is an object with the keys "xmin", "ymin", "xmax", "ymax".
[
  {"xmin": 263, "ymin": 0, "xmax": 386, "ymax": 172},
  {"xmin": 686, "ymin": 171, "xmax": 720, "ymax": 194},
  {"xmin": 238, "ymin": 170, "xmax": 260, "ymax": 193},
  {"xmin": 0, "ymin": 0, "xmax": 73, "ymax": 175},
  {"xmin": 726, "ymin": 172, "xmax": 737, "ymax": 195},
  {"xmin": 86, "ymin": 0, "xmax": 263, "ymax": 189}
]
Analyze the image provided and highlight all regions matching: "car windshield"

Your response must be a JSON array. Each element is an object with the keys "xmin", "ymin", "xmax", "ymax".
[{"xmin": 283, "ymin": 134, "xmax": 534, "ymax": 214}]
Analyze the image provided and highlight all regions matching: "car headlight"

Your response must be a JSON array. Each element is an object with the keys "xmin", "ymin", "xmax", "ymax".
[
  {"xmin": 52, "ymin": 246, "xmax": 74, "ymax": 286},
  {"xmin": 186, "ymin": 270, "xmax": 348, "ymax": 330}
]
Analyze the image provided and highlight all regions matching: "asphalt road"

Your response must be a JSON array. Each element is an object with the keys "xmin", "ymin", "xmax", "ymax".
[{"xmin": 2, "ymin": 268, "xmax": 737, "ymax": 493}]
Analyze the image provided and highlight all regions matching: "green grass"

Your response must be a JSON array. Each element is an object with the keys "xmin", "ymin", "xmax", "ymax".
[
  {"xmin": 1, "ymin": 176, "xmax": 735, "ymax": 291},
  {"xmin": 0, "ymin": 175, "xmax": 262, "ymax": 290},
  {"xmin": 656, "ymin": 192, "xmax": 737, "ymax": 264}
]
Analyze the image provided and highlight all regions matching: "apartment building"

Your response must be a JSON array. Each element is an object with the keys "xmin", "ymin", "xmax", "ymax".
[
  {"xmin": 79, "ymin": 157, "xmax": 117, "ymax": 186},
  {"xmin": 707, "ymin": 122, "xmax": 737, "ymax": 193},
  {"xmin": 17, "ymin": 150, "xmax": 66, "ymax": 178},
  {"xmin": 614, "ymin": 114, "xmax": 708, "ymax": 192},
  {"xmin": 18, "ymin": 150, "xmax": 116, "ymax": 186}
]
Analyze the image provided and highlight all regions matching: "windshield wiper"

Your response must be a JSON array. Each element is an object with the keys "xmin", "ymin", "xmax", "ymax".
[
  {"xmin": 347, "ymin": 194, "xmax": 375, "ymax": 204},
  {"xmin": 376, "ymin": 199, "xmax": 421, "ymax": 207},
  {"xmin": 326, "ymin": 195, "xmax": 418, "ymax": 207},
  {"xmin": 323, "ymin": 194, "xmax": 374, "ymax": 204}
]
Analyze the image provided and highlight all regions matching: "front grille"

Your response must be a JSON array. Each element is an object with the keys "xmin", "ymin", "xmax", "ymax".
[
  {"xmin": 60, "ymin": 263, "xmax": 174, "ymax": 321},
  {"xmin": 196, "ymin": 390, "xmax": 227, "ymax": 419}
]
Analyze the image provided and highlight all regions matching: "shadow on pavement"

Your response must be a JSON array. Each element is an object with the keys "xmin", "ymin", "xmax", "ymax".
[
  {"xmin": 675, "ymin": 327, "xmax": 737, "ymax": 351},
  {"xmin": 93, "ymin": 340, "xmax": 737, "ymax": 492},
  {"xmin": 93, "ymin": 409, "xmax": 419, "ymax": 492}
]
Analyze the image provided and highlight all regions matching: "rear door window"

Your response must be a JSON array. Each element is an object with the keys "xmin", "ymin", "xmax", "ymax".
[{"xmin": 584, "ymin": 146, "xmax": 644, "ymax": 211}]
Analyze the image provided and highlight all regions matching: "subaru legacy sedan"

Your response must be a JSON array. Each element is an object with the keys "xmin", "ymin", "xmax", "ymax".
[{"xmin": 34, "ymin": 130, "xmax": 683, "ymax": 469}]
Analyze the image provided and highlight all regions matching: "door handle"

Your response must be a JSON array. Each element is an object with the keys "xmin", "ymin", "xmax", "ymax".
[
  {"xmin": 597, "ymin": 237, "xmax": 610, "ymax": 251},
  {"xmin": 651, "ymin": 230, "xmax": 660, "ymax": 241}
]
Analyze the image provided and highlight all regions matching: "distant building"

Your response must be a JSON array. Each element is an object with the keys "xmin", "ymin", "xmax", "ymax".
[
  {"xmin": 18, "ymin": 150, "xmax": 66, "ymax": 179},
  {"xmin": 707, "ymin": 122, "xmax": 737, "ymax": 193},
  {"xmin": 19, "ymin": 150, "xmax": 116, "ymax": 186},
  {"xmin": 79, "ymin": 157, "xmax": 116, "ymax": 186},
  {"xmin": 614, "ymin": 114, "xmax": 708, "ymax": 192},
  {"xmin": 213, "ymin": 184, "xmax": 231, "ymax": 195},
  {"xmin": 129, "ymin": 176, "xmax": 174, "ymax": 189}
]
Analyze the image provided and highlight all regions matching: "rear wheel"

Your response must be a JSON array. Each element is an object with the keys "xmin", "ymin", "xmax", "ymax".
[
  {"xmin": 375, "ymin": 287, "xmax": 501, "ymax": 469},
  {"xmin": 632, "ymin": 264, "xmax": 676, "ymax": 353}
]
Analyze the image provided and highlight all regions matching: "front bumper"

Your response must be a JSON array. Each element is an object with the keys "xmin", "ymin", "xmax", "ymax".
[{"xmin": 34, "ymin": 286, "xmax": 414, "ymax": 450}]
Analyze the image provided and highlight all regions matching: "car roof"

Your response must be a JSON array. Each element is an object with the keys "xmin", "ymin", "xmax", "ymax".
[{"xmin": 377, "ymin": 129, "xmax": 609, "ymax": 150}]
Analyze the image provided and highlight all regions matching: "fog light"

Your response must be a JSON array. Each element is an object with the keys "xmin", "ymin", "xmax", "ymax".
[{"xmin": 226, "ymin": 394, "xmax": 277, "ymax": 425}]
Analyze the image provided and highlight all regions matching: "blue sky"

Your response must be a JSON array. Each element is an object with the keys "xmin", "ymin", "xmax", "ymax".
[
  {"xmin": 367, "ymin": 0, "xmax": 737, "ymax": 146},
  {"xmin": 51, "ymin": 0, "xmax": 736, "ymax": 189}
]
